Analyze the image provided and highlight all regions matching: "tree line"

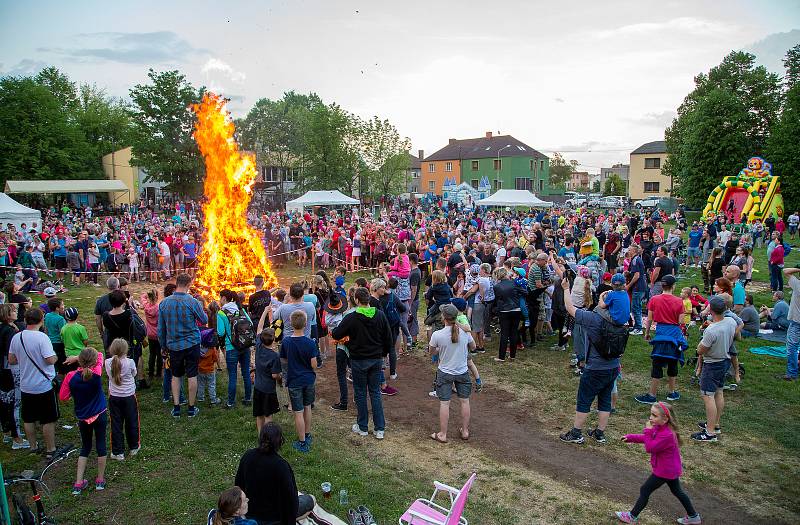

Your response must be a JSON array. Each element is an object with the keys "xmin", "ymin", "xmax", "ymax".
[{"xmin": 0, "ymin": 67, "xmax": 411, "ymax": 198}]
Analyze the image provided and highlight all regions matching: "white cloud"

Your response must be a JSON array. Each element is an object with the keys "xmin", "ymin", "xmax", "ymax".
[
  {"xmin": 201, "ymin": 58, "xmax": 246, "ymax": 83},
  {"xmin": 593, "ymin": 17, "xmax": 736, "ymax": 39}
]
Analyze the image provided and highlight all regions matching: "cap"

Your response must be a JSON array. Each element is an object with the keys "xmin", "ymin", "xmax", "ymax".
[
  {"xmin": 602, "ymin": 272, "xmax": 612, "ymax": 282},
  {"xmin": 451, "ymin": 298, "xmax": 467, "ymax": 312},
  {"xmin": 514, "ymin": 267, "xmax": 526, "ymax": 278},
  {"xmin": 661, "ymin": 274, "xmax": 677, "ymax": 287},
  {"xmin": 43, "ymin": 287, "xmax": 57, "ymax": 297},
  {"xmin": 709, "ymin": 295, "xmax": 726, "ymax": 314},
  {"xmin": 64, "ymin": 307, "xmax": 78, "ymax": 321},
  {"xmin": 469, "ymin": 263, "xmax": 480, "ymax": 274},
  {"xmin": 611, "ymin": 273, "xmax": 626, "ymax": 285},
  {"xmin": 439, "ymin": 303, "xmax": 459, "ymax": 320}
]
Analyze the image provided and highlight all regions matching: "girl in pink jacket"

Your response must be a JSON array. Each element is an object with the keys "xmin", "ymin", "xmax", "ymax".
[
  {"xmin": 616, "ymin": 402, "xmax": 701, "ymax": 524},
  {"xmin": 387, "ymin": 243, "xmax": 411, "ymax": 279}
]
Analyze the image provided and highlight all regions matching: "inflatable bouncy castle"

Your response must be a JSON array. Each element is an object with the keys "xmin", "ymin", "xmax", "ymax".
[{"xmin": 701, "ymin": 157, "xmax": 784, "ymax": 224}]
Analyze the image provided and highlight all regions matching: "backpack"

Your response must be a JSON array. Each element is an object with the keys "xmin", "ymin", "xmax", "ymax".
[
  {"xmin": 383, "ymin": 292, "xmax": 400, "ymax": 327},
  {"xmin": 225, "ymin": 309, "xmax": 255, "ymax": 352},
  {"xmin": 200, "ymin": 328, "xmax": 219, "ymax": 350},
  {"xmin": 783, "ymin": 242, "xmax": 792, "ymax": 256},
  {"xmin": 593, "ymin": 319, "xmax": 629, "ymax": 360}
]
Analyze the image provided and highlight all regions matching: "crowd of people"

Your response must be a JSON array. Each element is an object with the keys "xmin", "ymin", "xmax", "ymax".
[{"xmin": 1, "ymin": 197, "xmax": 798, "ymax": 524}]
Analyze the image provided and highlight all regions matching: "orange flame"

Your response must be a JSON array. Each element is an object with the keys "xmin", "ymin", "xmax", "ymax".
[{"xmin": 192, "ymin": 93, "xmax": 277, "ymax": 298}]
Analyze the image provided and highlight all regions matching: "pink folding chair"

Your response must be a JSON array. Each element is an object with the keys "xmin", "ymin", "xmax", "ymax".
[{"xmin": 398, "ymin": 472, "xmax": 476, "ymax": 525}]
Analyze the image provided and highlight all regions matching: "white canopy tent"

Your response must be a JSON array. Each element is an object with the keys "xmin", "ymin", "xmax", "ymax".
[
  {"xmin": 476, "ymin": 189, "xmax": 553, "ymax": 208},
  {"xmin": 0, "ymin": 192, "xmax": 42, "ymax": 231},
  {"xmin": 285, "ymin": 190, "xmax": 360, "ymax": 213}
]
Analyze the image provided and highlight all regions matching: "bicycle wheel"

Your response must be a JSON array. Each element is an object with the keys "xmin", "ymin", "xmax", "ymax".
[{"xmin": 10, "ymin": 494, "xmax": 34, "ymax": 525}]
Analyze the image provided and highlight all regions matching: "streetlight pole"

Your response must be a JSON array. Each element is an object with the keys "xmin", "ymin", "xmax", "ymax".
[{"xmin": 496, "ymin": 144, "xmax": 511, "ymax": 192}]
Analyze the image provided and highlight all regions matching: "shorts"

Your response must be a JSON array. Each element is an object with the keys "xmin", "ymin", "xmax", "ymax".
[
  {"xmin": 434, "ymin": 370, "xmax": 472, "ymax": 401},
  {"xmin": 576, "ymin": 368, "xmax": 619, "ymax": 413},
  {"xmin": 54, "ymin": 256, "xmax": 67, "ymax": 270},
  {"xmin": 700, "ymin": 360, "xmax": 729, "ymax": 395},
  {"xmin": 687, "ymin": 247, "xmax": 701, "ymax": 257},
  {"xmin": 651, "ymin": 357, "xmax": 679, "ymax": 379},
  {"xmin": 471, "ymin": 302, "xmax": 486, "ymax": 333},
  {"xmin": 288, "ymin": 384, "xmax": 316, "ymax": 411},
  {"xmin": 21, "ymin": 389, "xmax": 59, "ymax": 424},
  {"xmin": 790, "ymin": 225, "xmax": 798, "ymax": 234},
  {"xmin": 253, "ymin": 388, "xmax": 280, "ymax": 418},
  {"xmin": 184, "ymin": 258, "xmax": 197, "ymax": 269},
  {"xmin": 169, "ymin": 345, "xmax": 200, "ymax": 378}
]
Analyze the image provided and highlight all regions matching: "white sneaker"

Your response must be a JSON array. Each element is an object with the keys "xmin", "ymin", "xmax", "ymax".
[
  {"xmin": 374, "ymin": 430, "xmax": 384, "ymax": 440},
  {"xmin": 110, "ymin": 453, "xmax": 125, "ymax": 461},
  {"xmin": 351, "ymin": 424, "xmax": 368, "ymax": 437},
  {"xmin": 12, "ymin": 439, "xmax": 30, "ymax": 450},
  {"xmin": 129, "ymin": 447, "xmax": 140, "ymax": 456},
  {"xmin": 390, "ymin": 373, "xmax": 398, "ymax": 380},
  {"xmin": 428, "ymin": 391, "xmax": 438, "ymax": 398}
]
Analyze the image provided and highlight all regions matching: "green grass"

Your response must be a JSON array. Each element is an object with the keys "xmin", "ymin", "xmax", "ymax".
[{"xmin": 1, "ymin": 245, "xmax": 799, "ymax": 524}]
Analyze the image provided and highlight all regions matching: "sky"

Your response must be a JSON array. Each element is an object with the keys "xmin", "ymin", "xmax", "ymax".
[{"xmin": 1, "ymin": 0, "xmax": 799, "ymax": 174}]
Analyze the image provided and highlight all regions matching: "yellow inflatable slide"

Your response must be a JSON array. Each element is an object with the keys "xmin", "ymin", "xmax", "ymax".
[{"xmin": 701, "ymin": 157, "xmax": 784, "ymax": 224}]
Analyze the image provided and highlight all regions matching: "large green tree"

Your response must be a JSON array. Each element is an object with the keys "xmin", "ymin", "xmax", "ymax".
[
  {"xmin": 75, "ymin": 84, "xmax": 132, "ymax": 161},
  {"xmin": 548, "ymin": 152, "xmax": 577, "ymax": 187},
  {"xmin": 766, "ymin": 45, "xmax": 800, "ymax": 211},
  {"xmin": 603, "ymin": 173, "xmax": 626, "ymax": 196},
  {"xmin": 128, "ymin": 69, "xmax": 205, "ymax": 195},
  {"xmin": 359, "ymin": 116, "xmax": 411, "ymax": 200},
  {"xmin": 665, "ymin": 51, "xmax": 781, "ymax": 207},
  {"xmin": 0, "ymin": 75, "xmax": 97, "ymax": 187},
  {"xmin": 302, "ymin": 103, "xmax": 361, "ymax": 194}
]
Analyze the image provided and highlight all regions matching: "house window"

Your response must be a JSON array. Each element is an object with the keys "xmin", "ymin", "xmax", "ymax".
[
  {"xmin": 471, "ymin": 160, "xmax": 479, "ymax": 171},
  {"xmin": 471, "ymin": 179, "xmax": 479, "ymax": 189},
  {"xmin": 645, "ymin": 157, "xmax": 661, "ymax": 169},
  {"xmin": 411, "ymin": 170, "xmax": 419, "ymax": 179},
  {"xmin": 530, "ymin": 159, "xmax": 534, "ymax": 171},
  {"xmin": 428, "ymin": 180, "xmax": 435, "ymax": 191},
  {"xmin": 493, "ymin": 159, "xmax": 502, "ymax": 170},
  {"xmin": 539, "ymin": 179, "xmax": 544, "ymax": 192},
  {"xmin": 515, "ymin": 178, "xmax": 532, "ymax": 190},
  {"xmin": 445, "ymin": 162, "xmax": 453, "ymax": 172},
  {"xmin": 428, "ymin": 163, "xmax": 435, "ymax": 173},
  {"xmin": 644, "ymin": 182, "xmax": 660, "ymax": 192},
  {"xmin": 540, "ymin": 160, "xmax": 545, "ymax": 171},
  {"xmin": 493, "ymin": 179, "xmax": 502, "ymax": 190}
]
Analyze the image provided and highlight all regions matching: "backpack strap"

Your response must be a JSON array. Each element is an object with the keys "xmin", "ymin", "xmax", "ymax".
[{"xmin": 18, "ymin": 332, "xmax": 52, "ymax": 384}]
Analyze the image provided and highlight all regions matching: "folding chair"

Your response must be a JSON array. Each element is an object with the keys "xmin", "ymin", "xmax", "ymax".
[{"xmin": 399, "ymin": 473, "xmax": 476, "ymax": 525}]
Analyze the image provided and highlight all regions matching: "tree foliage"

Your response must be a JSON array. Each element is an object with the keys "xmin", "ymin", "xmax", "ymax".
[
  {"xmin": 359, "ymin": 116, "xmax": 411, "ymax": 199},
  {"xmin": 665, "ymin": 51, "xmax": 781, "ymax": 207},
  {"xmin": 128, "ymin": 69, "xmax": 205, "ymax": 195},
  {"xmin": 603, "ymin": 173, "xmax": 626, "ymax": 196},
  {"xmin": 549, "ymin": 152, "xmax": 578, "ymax": 187},
  {"xmin": 766, "ymin": 45, "xmax": 800, "ymax": 212}
]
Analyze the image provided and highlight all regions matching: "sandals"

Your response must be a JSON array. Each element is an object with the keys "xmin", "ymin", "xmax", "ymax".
[
  {"xmin": 458, "ymin": 427, "xmax": 470, "ymax": 441},
  {"xmin": 429, "ymin": 433, "xmax": 448, "ymax": 444}
]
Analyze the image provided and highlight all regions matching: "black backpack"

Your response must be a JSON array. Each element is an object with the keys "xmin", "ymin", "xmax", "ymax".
[
  {"xmin": 593, "ymin": 319, "xmax": 629, "ymax": 360},
  {"xmin": 225, "ymin": 309, "xmax": 255, "ymax": 352}
]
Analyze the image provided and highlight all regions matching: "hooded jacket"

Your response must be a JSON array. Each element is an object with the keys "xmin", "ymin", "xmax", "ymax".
[{"xmin": 330, "ymin": 306, "xmax": 392, "ymax": 360}]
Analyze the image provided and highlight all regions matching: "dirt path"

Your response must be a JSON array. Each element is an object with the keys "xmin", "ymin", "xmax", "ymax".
[{"xmin": 316, "ymin": 355, "xmax": 774, "ymax": 525}]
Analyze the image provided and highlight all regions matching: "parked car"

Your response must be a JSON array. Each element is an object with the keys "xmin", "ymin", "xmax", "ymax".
[
  {"xmin": 599, "ymin": 196, "xmax": 624, "ymax": 208},
  {"xmin": 587, "ymin": 197, "xmax": 602, "ymax": 207},
  {"xmin": 564, "ymin": 196, "xmax": 587, "ymax": 207},
  {"xmin": 634, "ymin": 196, "xmax": 662, "ymax": 209}
]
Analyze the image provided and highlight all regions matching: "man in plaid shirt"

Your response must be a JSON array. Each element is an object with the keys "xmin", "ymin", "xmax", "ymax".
[{"xmin": 158, "ymin": 273, "xmax": 208, "ymax": 418}]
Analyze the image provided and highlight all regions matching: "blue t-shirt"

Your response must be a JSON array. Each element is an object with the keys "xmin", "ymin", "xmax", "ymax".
[
  {"xmin": 629, "ymin": 256, "xmax": 648, "ymax": 293},
  {"xmin": 732, "ymin": 281, "xmax": 745, "ymax": 306},
  {"xmin": 688, "ymin": 230, "xmax": 702, "ymax": 248},
  {"xmin": 53, "ymin": 238, "xmax": 67, "ymax": 258},
  {"xmin": 772, "ymin": 300, "xmax": 789, "ymax": 327},
  {"xmin": 604, "ymin": 290, "xmax": 631, "ymax": 325},
  {"xmin": 279, "ymin": 335, "xmax": 318, "ymax": 388}
]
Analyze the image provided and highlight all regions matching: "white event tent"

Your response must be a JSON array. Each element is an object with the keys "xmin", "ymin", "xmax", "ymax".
[
  {"xmin": 476, "ymin": 189, "xmax": 553, "ymax": 208},
  {"xmin": 285, "ymin": 190, "xmax": 360, "ymax": 213},
  {"xmin": 0, "ymin": 192, "xmax": 42, "ymax": 231}
]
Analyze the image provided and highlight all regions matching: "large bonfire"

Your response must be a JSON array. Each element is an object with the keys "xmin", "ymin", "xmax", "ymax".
[{"xmin": 192, "ymin": 93, "xmax": 277, "ymax": 298}]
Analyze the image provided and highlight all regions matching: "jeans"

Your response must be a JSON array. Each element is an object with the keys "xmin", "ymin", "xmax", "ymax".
[
  {"xmin": 769, "ymin": 263, "xmax": 783, "ymax": 291},
  {"xmin": 498, "ymin": 310, "xmax": 522, "ymax": 360},
  {"xmin": 350, "ymin": 358, "xmax": 385, "ymax": 432},
  {"xmin": 398, "ymin": 300, "xmax": 412, "ymax": 345},
  {"xmin": 388, "ymin": 327, "xmax": 399, "ymax": 376},
  {"xmin": 226, "ymin": 348, "xmax": 252, "ymax": 405},
  {"xmin": 197, "ymin": 372, "xmax": 218, "ymax": 401},
  {"xmin": 162, "ymin": 369, "xmax": 185, "ymax": 403},
  {"xmin": 632, "ymin": 291, "xmax": 644, "ymax": 329},
  {"xmin": 335, "ymin": 347, "xmax": 349, "ymax": 407},
  {"xmin": 408, "ymin": 299, "xmax": 420, "ymax": 338},
  {"xmin": 786, "ymin": 321, "xmax": 800, "ymax": 379}
]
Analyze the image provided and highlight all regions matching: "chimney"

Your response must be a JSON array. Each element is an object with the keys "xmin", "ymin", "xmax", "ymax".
[
  {"xmin": 448, "ymin": 138, "xmax": 457, "ymax": 145},
  {"xmin": 418, "ymin": 149, "xmax": 424, "ymax": 160},
  {"xmin": 485, "ymin": 131, "xmax": 492, "ymax": 139}
]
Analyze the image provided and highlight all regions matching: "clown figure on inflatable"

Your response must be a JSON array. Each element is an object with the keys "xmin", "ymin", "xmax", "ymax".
[{"xmin": 701, "ymin": 157, "xmax": 784, "ymax": 224}]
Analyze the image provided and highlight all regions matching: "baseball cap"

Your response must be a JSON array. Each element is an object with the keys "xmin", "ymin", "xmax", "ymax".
[
  {"xmin": 439, "ymin": 303, "xmax": 459, "ymax": 320},
  {"xmin": 64, "ymin": 307, "xmax": 79, "ymax": 321},
  {"xmin": 611, "ymin": 273, "xmax": 626, "ymax": 285},
  {"xmin": 709, "ymin": 295, "xmax": 726, "ymax": 314},
  {"xmin": 43, "ymin": 287, "xmax": 57, "ymax": 297},
  {"xmin": 514, "ymin": 267, "xmax": 526, "ymax": 278},
  {"xmin": 602, "ymin": 272, "xmax": 612, "ymax": 282},
  {"xmin": 451, "ymin": 298, "xmax": 467, "ymax": 312},
  {"xmin": 661, "ymin": 274, "xmax": 677, "ymax": 287}
]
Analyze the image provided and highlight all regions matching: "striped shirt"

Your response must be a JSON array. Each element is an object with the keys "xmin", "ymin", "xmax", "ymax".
[{"xmin": 157, "ymin": 292, "xmax": 208, "ymax": 352}]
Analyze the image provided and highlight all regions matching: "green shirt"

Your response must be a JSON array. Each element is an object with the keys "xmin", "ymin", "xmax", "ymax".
[
  {"xmin": 44, "ymin": 312, "xmax": 66, "ymax": 344},
  {"xmin": 456, "ymin": 313, "xmax": 471, "ymax": 330},
  {"xmin": 61, "ymin": 322, "xmax": 89, "ymax": 357}
]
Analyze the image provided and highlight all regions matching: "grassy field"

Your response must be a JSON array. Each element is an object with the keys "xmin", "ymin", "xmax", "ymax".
[{"xmin": 1, "ymin": 248, "xmax": 799, "ymax": 524}]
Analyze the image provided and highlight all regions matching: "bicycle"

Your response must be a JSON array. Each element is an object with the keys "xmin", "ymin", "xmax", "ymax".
[{"xmin": 1, "ymin": 443, "xmax": 77, "ymax": 525}]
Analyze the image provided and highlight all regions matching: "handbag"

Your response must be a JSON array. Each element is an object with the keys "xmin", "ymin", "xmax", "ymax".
[{"xmin": 19, "ymin": 332, "xmax": 59, "ymax": 393}]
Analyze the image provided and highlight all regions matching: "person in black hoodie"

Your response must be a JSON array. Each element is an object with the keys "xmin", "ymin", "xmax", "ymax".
[
  {"xmin": 235, "ymin": 422, "xmax": 315, "ymax": 524},
  {"xmin": 330, "ymin": 287, "xmax": 392, "ymax": 439}
]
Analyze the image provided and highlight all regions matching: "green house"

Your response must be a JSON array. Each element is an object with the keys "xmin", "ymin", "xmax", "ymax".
[{"xmin": 425, "ymin": 132, "xmax": 561, "ymax": 196}]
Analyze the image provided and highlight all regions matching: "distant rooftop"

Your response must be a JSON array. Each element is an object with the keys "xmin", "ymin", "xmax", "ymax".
[
  {"xmin": 424, "ymin": 132, "xmax": 548, "ymax": 161},
  {"xmin": 631, "ymin": 141, "xmax": 666, "ymax": 155}
]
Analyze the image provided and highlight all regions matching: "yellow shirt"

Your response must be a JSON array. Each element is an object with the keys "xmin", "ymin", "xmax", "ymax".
[{"xmin": 682, "ymin": 298, "xmax": 692, "ymax": 325}]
